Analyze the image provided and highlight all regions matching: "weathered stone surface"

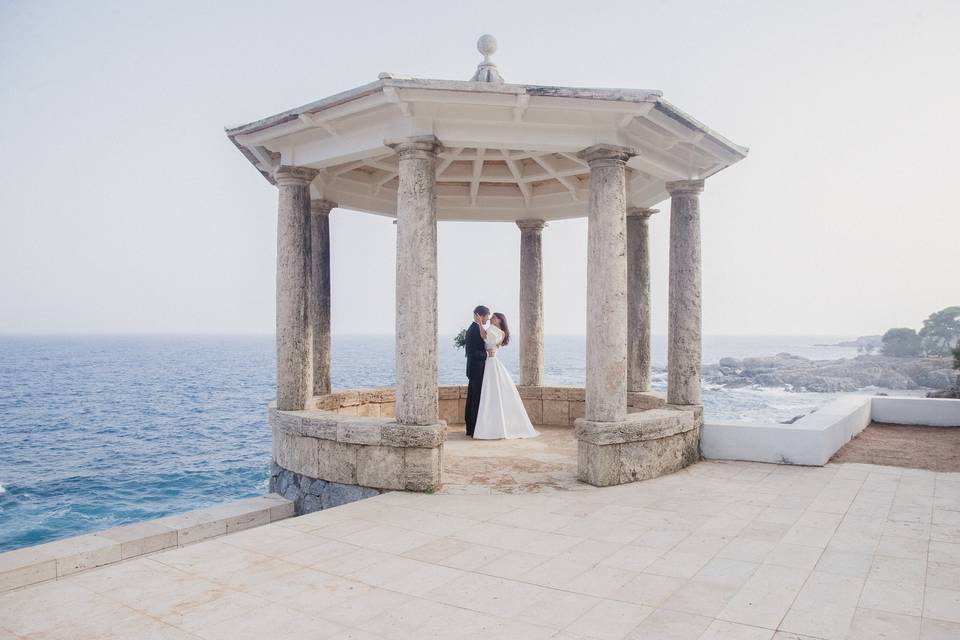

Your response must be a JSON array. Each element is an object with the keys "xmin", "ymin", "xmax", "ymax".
[
  {"xmin": 314, "ymin": 394, "xmax": 340, "ymax": 412},
  {"xmin": 404, "ymin": 447, "xmax": 442, "ymax": 491},
  {"xmin": 619, "ymin": 426, "xmax": 700, "ymax": 483},
  {"xmin": 336, "ymin": 418, "xmax": 384, "ymax": 445},
  {"xmin": 306, "ymin": 478, "xmax": 328, "ymax": 496},
  {"xmin": 666, "ymin": 180, "xmax": 704, "ymax": 406},
  {"xmin": 380, "ymin": 402, "xmax": 396, "ymax": 418},
  {"xmin": 274, "ymin": 166, "xmax": 318, "ymax": 411},
  {"xmin": 627, "ymin": 391, "xmax": 667, "ymax": 411},
  {"xmin": 517, "ymin": 219, "xmax": 546, "ymax": 386},
  {"xmin": 0, "ymin": 546, "xmax": 57, "ymax": 592},
  {"xmin": 581, "ymin": 144, "xmax": 635, "ymax": 423},
  {"xmin": 269, "ymin": 407, "xmax": 303, "ymax": 434},
  {"xmin": 300, "ymin": 494, "xmax": 324, "ymax": 514},
  {"xmin": 577, "ymin": 440, "xmax": 621, "ymax": 487},
  {"xmin": 438, "ymin": 399, "xmax": 460, "ymax": 425},
  {"xmin": 356, "ymin": 403, "xmax": 381, "ymax": 417},
  {"xmin": 543, "ymin": 399, "xmax": 569, "ymax": 426},
  {"xmin": 568, "ymin": 401, "xmax": 585, "ymax": 425},
  {"xmin": 575, "ymin": 410, "xmax": 693, "ymax": 446},
  {"xmin": 516, "ymin": 385, "xmax": 543, "ymax": 399},
  {"xmin": 318, "ymin": 439, "xmax": 358, "ymax": 484},
  {"xmin": 93, "ymin": 521, "xmax": 177, "ymax": 560},
  {"xmin": 45, "ymin": 534, "xmax": 122, "ymax": 577},
  {"xmin": 310, "ymin": 199, "xmax": 334, "ymax": 397},
  {"xmin": 665, "ymin": 403, "xmax": 704, "ymax": 427},
  {"xmin": 338, "ymin": 391, "xmax": 360, "ymax": 407},
  {"xmin": 521, "ymin": 398, "xmax": 543, "ymax": 425},
  {"xmin": 378, "ymin": 388, "xmax": 396, "ymax": 402},
  {"xmin": 627, "ymin": 207, "xmax": 656, "ymax": 393},
  {"xmin": 357, "ymin": 446, "xmax": 405, "ymax": 490},
  {"xmin": 300, "ymin": 414, "xmax": 338, "ymax": 440},
  {"xmin": 438, "ymin": 385, "xmax": 461, "ymax": 400},
  {"xmin": 391, "ymin": 136, "xmax": 441, "ymax": 425},
  {"xmin": 322, "ymin": 482, "xmax": 380, "ymax": 509},
  {"xmin": 381, "ymin": 422, "xmax": 446, "ymax": 448},
  {"xmin": 542, "ymin": 387, "xmax": 567, "ymax": 400},
  {"xmin": 275, "ymin": 433, "xmax": 320, "ymax": 478},
  {"xmin": 271, "ymin": 463, "xmax": 381, "ymax": 514},
  {"xmin": 337, "ymin": 405, "xmax": 359, "ymax": 416},
  {"xmin": 358, "ymin": 389, "xmax": 380, "ymax": 405},
  {"xmin": 566, "ymin": 387, "xmax": 586, "ymax": 402}
]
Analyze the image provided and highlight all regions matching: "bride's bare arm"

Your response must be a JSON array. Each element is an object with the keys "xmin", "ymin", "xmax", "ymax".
[{"xmin": 476, "ymin": 321, "xmax": 487, "ymax": 340}]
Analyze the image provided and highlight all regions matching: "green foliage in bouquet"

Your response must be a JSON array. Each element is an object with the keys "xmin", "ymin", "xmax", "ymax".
[{"xmin": 454, "ymin": 328, "xmax": 467, "ymax": 351}]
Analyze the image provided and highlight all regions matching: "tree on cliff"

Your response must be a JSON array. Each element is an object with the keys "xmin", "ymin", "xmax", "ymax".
[
  {"xmin": 881, "ymin": 328, "xmax": 922, "ymax": 357},
  {"xmin": 919, "ymin": 306, "xmax": 960, "ymax": 356}
]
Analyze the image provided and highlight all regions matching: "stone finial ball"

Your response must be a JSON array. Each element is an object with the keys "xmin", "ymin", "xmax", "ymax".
[{"xmin": 477, "ymin": 34, "xmax": 497, "ymax": 57}]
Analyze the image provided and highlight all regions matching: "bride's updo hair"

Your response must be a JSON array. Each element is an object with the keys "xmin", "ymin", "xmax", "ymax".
[{"xmin": 492, "ymin": 312, "xmax": 510, "ymax": 346}]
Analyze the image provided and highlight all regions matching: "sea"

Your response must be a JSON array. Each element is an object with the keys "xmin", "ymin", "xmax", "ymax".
[{"xmin": 0, "ymin": 334, "xmax": 866, "ymax": 553}]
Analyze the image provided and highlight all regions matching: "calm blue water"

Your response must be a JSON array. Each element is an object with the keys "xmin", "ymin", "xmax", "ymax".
[{"xmin": 0, "ymin": 334, "xmax": 860, "ymax": 552}]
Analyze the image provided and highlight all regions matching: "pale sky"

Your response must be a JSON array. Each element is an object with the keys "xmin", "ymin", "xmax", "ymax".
[{"xmin": 1, "ymin": 0, "xmax": 956, "ymax": 336}]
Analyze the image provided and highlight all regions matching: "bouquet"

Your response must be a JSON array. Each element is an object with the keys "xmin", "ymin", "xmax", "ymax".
[{"xmin": 454, "ymin": 329, "xmax": 467, "ymax": 351}]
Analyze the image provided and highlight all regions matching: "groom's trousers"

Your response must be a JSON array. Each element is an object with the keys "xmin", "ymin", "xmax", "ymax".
[{"xmin": 465, "ymin": 361, "xmax": 485, "ymax": 436}]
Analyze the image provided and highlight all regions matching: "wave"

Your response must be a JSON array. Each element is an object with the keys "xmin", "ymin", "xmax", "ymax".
[{"xmin": 0, "ymin": 483, "xmax": 5, "ymax": 495}]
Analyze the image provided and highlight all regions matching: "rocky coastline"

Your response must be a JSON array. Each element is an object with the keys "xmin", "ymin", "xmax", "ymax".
[{"xmin": 703, "ymin": 353, "xmax": 957, "ymax": 393}]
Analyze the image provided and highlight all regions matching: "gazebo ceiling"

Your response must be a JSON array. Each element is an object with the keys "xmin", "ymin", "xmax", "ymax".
[{"xmin": 225, "ymin": 38, "xmax": 747, "ymax": 222}]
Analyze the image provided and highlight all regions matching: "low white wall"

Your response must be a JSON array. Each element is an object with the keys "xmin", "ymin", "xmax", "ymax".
[
  {"xmin": 702, "ymin": 396, "xmax": 871, "ymax": 466},
  {"xmin": 703, "ymin": 395, "xmax": 960, "ymax": 466},
  {"xmin": 871, "ymin": 397, "xmax": 960, "ymax": 427}
]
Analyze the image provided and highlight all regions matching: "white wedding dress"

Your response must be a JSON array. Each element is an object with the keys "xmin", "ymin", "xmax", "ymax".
[{"xmin": 473, "ymin": 324, "xmax": 540, "ymax": 440}]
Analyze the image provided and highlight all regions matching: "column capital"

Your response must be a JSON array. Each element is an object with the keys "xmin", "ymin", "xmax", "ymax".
[
  {"xmin": 666, "ymin": 179, "xmax": 705, "ymax": 196},
  {"xmin": 310, "ymin": 199, "xmax": 336, "ymax": 216},
  {"xmin": 385, "ymin": 135, "xmax": 444, "ymax": 160},
  {"xmin": 627, "ymin": 207, "xmax": 659, "ymax": 219},
  {"xmin": 516, "ymin": 219, "xmax": 547, "ymax": 232},
  {"xmin": 578, "ymin": 143, "xmax": 638, "ymax": 167},
  {"xmin": 274, "ymin": 165, "xmax": 319, "ymax": 186}
]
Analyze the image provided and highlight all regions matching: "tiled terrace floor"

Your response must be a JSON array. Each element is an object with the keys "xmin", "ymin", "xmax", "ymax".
[{"xmin": 2, "ymin": 460, "xmax": 959, "ymax": 639}]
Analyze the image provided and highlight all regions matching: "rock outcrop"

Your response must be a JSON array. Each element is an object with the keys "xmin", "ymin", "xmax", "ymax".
[{"xmin": 704, "ymin": 354, "xmax": 956, "ymax": 392}]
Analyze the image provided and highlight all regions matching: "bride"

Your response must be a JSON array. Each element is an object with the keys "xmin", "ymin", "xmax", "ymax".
[{"xmin": 473, "ymin": 312, "xmax": 540, "ymax": 440}]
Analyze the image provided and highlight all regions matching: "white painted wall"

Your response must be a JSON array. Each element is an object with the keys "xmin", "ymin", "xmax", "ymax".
[
  {"xmin": 871, "ymin": 397, "xmax": 960, "ymax": 427},
  {"xmin": 701, "ymin": 396, "xmax": 871, "ymax": 466},
  {"xmin": 702, "ymin": 395, "xmax": 959, "ymax": 466}
]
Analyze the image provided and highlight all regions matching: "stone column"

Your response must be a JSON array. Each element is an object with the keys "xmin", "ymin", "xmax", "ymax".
[
  {"xmin": 310, "ymin": 199, "xmax": 335, "ymax": 397},
  {"xmin": 627, "ymin": 207, "xmax": 657, "ymax": 393},
  {"xmin": 579, "ymin": 144, "xmax": 637, "ymax": 423},
  {"xmin": 274, "ymin": 165, "xmax": 319, "ymax": 411},
  {"xmin": 389, "ymin": 136, "xmax": 442, "ymax": 425},
  {"xmin": 666, "ymin": 180, "xmax": 705, "ymax": 406},
  {"xmin": 516, "ymin": 220, "xmax": 546, "ymax": 387}
]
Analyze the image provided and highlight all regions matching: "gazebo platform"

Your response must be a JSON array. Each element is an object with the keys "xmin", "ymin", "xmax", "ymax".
[
  {"xmin": 441, "ymin": 425, "xmax": 580, "ymax": 495},
  {"xmin": 3, "ymin": 459, "xmax": 957, "ymax": 639}
]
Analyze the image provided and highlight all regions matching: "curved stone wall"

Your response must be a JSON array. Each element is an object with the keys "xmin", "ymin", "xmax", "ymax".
[{"xmin": 270, "ymin": 384, "xmax": 699, "ymax": 510}]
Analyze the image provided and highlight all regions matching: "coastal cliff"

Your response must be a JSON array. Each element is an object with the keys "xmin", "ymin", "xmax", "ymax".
[{"xmin": 703, "ymin": 353, "xmax": 956, "ymax": 392}]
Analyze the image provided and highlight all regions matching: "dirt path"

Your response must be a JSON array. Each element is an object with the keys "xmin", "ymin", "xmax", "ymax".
[{"xmin": 830, "ymin": 422, "xmax": 960, "ymax": 472}]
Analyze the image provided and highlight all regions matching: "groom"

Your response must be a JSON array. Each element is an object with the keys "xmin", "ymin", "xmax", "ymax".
[{"xmin": 464, "ymin": 305, "xmax": 491, "ymax": 437}]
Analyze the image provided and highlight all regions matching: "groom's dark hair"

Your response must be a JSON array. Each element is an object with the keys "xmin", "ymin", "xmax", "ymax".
[{"xmin": 473, "ymin": 305, "xmax": 490, "ymax": 316}]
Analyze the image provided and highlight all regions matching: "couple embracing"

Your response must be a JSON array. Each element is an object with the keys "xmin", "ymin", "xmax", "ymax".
[{"xmin": 463, "ymin": 305, "xmax": 539, "ymax": 440}]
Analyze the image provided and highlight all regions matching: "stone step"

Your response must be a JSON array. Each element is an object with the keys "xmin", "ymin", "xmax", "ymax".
[{"xmin": 0, "ymin": 494, "xmax": 293, "ymax": 593}]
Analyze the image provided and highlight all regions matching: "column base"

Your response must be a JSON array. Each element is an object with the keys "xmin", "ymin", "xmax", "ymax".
[{"xmin": 575, "ymin": 408, "xmax": 701, "ymax": 487}]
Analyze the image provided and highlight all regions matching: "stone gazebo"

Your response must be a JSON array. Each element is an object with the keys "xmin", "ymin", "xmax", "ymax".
[{"xmin": 226, "ymin": 36, "xmax": 747, "ymax": 510}]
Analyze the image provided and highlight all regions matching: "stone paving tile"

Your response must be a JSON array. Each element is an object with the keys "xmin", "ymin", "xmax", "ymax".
[{"xmin": 1, "ymin": 460, "xmax": 958, "ymax": 640}]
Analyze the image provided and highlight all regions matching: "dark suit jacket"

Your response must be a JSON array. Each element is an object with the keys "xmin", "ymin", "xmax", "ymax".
[{"xmin": 465, "ymin": 323, "xmax": 487, "ymax": 379}]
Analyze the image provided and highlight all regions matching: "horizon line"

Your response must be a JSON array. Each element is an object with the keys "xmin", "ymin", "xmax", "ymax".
[{"xmin": 0, "ymin": 332, "xmax": 866, "ymax": 338}]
